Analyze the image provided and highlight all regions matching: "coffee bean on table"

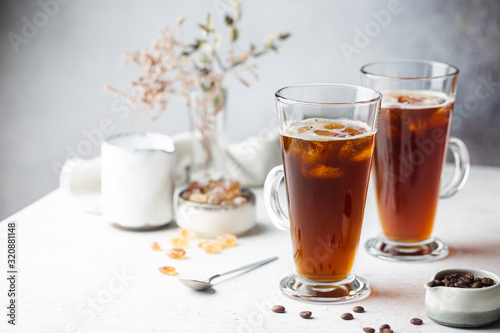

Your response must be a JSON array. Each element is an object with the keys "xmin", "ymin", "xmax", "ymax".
[
  {"xmin": 299, "ymin": 311, "xmax": 312, "ymax": 319},
  {"xmin": 271, "ymin": 305, "xmax": 285, "ymax": 313},
  {"xmin": 380, "ymin": 329, "xmax": 393, "ymax": 333},
  {"xmin": 379, "ymin": 324, "xmax": 391, "ymax": 330},
  {"xmin": 353, "ymin": 306, "xmax": 365, "ymax": 313},
  {"xmin": 410, "ymin": 317, "xmax": 423, "ymax": 325},
  {"xmin": 362, "ymin": 327, "xmax": 375, "ymax": 333},
  {"xmin": 340, "ymin": 312, "xmax": 354, "ymax": 320}
]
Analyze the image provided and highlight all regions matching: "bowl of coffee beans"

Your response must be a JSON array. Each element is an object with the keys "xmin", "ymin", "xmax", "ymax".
[{"xmin": 424, "ymin": 268, "xmax": 500, "ymax": 328}]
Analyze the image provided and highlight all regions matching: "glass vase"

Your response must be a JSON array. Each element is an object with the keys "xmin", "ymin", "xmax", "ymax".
[{"xmin": 188, "ymin": 88, "xmax": 227, "ymax": 182}]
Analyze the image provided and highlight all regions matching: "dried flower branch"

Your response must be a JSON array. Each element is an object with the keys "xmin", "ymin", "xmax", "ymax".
[{"xmin": 105, "ymin": 0, "xmax": 290, "ymax": 119}]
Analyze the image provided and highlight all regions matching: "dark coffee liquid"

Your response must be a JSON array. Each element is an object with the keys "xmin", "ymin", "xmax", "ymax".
[
  {"xmin": 373, "ymin": 91, "xmax": 453, "ymax": 242},
  {"xmin": 281, "ymin": 119, "xmax": 375, "ymax": 282}
]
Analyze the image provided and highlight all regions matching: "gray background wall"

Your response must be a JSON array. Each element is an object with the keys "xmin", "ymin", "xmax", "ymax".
[{"xmin": 1, "ymin": 0, "xmax": 499, "ymax": 220}]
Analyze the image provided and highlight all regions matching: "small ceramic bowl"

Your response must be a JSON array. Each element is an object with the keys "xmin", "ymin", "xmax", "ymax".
[
  {"xmin": 424, "ymin": 268, "xmax": 500, "ymax": 328},
  {"xmin": 175, "ymin": 188, "xmax": 256, "ymax": 238}
]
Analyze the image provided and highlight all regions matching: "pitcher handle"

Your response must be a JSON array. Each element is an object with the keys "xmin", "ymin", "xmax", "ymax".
[
  {"xmin": 263, "ymin": 165, "xmax": 290, "ymax": 230},
  {"xmin": 440, "ymin": 137, "xmax": 470, "ymax": 199}
]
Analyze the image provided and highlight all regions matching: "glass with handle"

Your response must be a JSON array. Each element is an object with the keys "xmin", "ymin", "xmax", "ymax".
[
  {"xmin": 361, "ymin": 60, "xmax": 470, "ymax": 261},
  {"xmin": 264, "ymin": 84, "xmax": 381, "ymax": 303}
]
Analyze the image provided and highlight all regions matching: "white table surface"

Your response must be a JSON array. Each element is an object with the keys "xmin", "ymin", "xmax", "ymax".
[{"xmin": 1, "ymin": 165, "xmax": 500, "ymax": 333}]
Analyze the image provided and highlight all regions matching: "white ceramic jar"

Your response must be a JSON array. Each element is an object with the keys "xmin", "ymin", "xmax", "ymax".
[{"xmin": 101, "ymin": 132, "xmax": 176, "ymax": 230}]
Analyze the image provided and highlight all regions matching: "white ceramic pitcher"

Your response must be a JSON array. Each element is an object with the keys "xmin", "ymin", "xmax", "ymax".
[{"xmin": 101, "ymin": 132, "xmax": 176, "ymax": 230}]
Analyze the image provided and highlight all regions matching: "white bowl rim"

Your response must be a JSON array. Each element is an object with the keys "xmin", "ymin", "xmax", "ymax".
[
  {"xmin": 177, "ymin": 187, "xmax": 256, "ymax": 208},
  {"xmin": 424, "ymin": 268, "xmax": 499, "ymax": 291}
]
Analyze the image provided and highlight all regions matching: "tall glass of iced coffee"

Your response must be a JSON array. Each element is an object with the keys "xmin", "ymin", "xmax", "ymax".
[
  {"xmin": 264, "ymin": 84, "xmax": 381, "ymax": 303},
  {"xmin": 361, "ymin": 60, "xmax": 470, "ymax": 261}
]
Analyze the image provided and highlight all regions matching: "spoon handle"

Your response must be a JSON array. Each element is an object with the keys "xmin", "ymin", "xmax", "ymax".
[{"xmin": 213, "ymin": 256, "xmax": 278, "ymax": 281}]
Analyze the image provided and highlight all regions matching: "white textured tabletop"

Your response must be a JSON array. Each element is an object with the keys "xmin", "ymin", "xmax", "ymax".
[{"xmin": 1, "ymin": 165, "xmax": 500, "ymax": 333}]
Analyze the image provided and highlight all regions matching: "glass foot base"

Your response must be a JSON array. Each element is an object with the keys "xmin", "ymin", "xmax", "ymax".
[
  {"xmin": 365, "ymin": 235, "xmax": 449, "ymax": 262},
  {"xmin": 280, "ymin": 273, "xmax": 371, "ymax": 304}
]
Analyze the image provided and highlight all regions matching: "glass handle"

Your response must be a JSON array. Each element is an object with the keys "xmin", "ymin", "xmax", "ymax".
[
  {"xmin": 263, "ymin": 165, "xmax": 290, "ymax": 230},
  {"xmin": 440, "ymin": 137, "xmax": 470, "ymax": 199}
]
